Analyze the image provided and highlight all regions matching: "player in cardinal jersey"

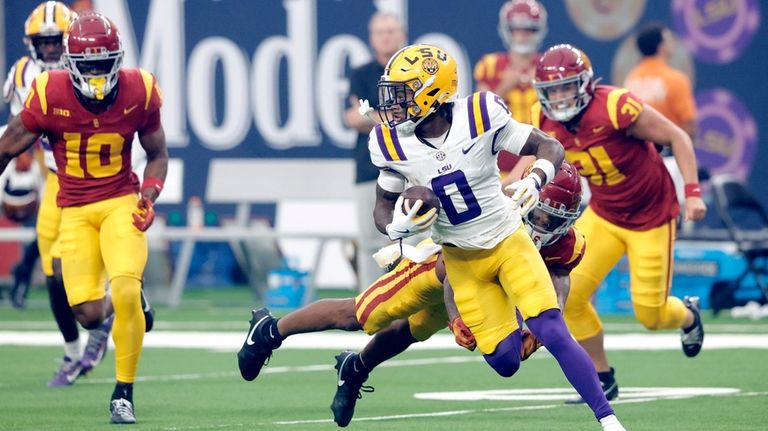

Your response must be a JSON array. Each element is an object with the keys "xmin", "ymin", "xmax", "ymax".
[
  {"xmin": 236, "ymin": 162, "xmax": 587, "ymax": 427},
  {"xmin": 369, "ymin": 44, "xmax": 623, "ymax": 430},
  {"xmin": 0, "ymin": 13, "xmax": 168, "ymax": 424},
  {"xmin": 531, "ymin": 44, "xmax": 707, "ymax": 404},
  {"xmin": 474, "ymin": 0, "xmax": 547, "ymax": 181},
  {"xmin": 2, "ymin": 1, "xmax": 117, "ymax": 387}
]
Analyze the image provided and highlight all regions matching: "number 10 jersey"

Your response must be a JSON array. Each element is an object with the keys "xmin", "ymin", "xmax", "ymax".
[{"xmin": 20, "ymin": 68, "xmax": 163, "ymax": 207}]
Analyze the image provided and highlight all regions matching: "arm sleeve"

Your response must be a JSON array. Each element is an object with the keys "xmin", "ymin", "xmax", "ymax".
[{"xmin": 376, "ymin": 169, "xmax": 406, "ymax": 194}]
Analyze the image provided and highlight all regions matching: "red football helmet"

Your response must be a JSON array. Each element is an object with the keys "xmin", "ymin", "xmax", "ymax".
[
  {"xmin": 523, "ymin": 161, "xmax": 583, "ymax": 248},
  {"xmin": 63, "ymin": 13, "xmax": 123, "ymax": 100},
  {"xmin": 533, "ymin": 44, "xmax": 596, "ymax": 122},
  {"xmin": 498, "ymin": 0, "xmax": 547, "ymax": 54}
]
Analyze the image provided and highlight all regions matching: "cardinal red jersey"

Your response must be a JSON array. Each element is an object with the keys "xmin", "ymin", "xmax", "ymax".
[
  {"xmin": 474, "ymin": 52, "xmax": 538, "ymax": 172},
  {"xmin": 540, "ymin": 226, "xmax": 585, "ymax": 272},
  {"xmin": 532, "ymin": 85, "xmax": 679, "ymax": 230},
  {"xmin": 20, "ymin": 68, "xmax": 162, "ymax": 207}
]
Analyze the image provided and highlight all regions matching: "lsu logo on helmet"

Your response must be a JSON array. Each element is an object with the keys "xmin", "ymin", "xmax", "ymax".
[{"xmin": 376, "ymin": 44, "xmax": 458, "ymax": 132}]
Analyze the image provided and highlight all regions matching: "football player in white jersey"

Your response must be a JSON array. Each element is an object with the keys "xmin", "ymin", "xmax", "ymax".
[
  {"xmin": 367, "ymin": 44, "xmax": 626, "ymax": 431},
  {"xmin": 2, "ymin": 1, "xmax": 115, "ymax": 387}
]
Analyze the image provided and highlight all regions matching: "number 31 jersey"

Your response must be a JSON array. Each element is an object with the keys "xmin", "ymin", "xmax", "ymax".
[
  {"xmin": 20, "ymin": 68, "xmax": 162, "ymax": 207},
  {"xmin": 370, "ymin": 91, "xmax": 533, "ymax": 250}
]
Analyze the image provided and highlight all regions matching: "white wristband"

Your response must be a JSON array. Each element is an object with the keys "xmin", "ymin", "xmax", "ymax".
[{"xmin": 532, "ymin": 159, "xmax": 556, "ymax": 186}]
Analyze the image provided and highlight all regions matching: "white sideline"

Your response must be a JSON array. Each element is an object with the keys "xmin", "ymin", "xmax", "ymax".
[{"xmin": 2, "ymin": 331, "xmax": 768, "ymax": 350}]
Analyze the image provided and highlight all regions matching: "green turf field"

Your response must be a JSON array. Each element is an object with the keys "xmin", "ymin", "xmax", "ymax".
[{"xmin": 1, "ymin": 288, "xmax": 767, "ymax": 430}]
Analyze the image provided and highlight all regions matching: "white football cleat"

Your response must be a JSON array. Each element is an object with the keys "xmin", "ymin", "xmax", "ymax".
[{"xmin": 599, "ymin": 414, "xmax": 626, "ymax": 431}]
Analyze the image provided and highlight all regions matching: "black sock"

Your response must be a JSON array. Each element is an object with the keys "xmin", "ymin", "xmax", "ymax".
[
  {"xmin": 46, "ymin": 276, "xmax": 80, "ymax": 343},
  {"xmin": 264, "ymin": 319, "xmax": 283, "ymax": 349},
  {"xmin": 21, "ymin": 239, "xmax": 40, "ymax": 269},
  {"xmin": 598, "ymin": 367, "xmax": 615, "ymax": 385},
  {"xmin": 112, "ymin": 382, "xmax": 133, "ymax": 402}
]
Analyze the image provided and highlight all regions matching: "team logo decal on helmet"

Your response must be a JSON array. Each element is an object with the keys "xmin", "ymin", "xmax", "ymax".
[
  {"xmin": 422, "ymin": 58, "xmax": 439, "ymax": 75},
  {"xmin": 376, "ymin": 44, "xmax": 458, "ymax": 134}
]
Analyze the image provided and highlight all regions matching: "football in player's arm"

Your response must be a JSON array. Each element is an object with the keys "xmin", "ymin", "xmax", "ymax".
[{"xmin": 366, "ymin": 44, "xmax": 624, "ymax": 431}]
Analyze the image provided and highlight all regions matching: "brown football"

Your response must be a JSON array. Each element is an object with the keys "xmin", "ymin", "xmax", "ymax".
[{"xmin": 401, "ymin": 185, "xmax": 441, "ymax": 216}]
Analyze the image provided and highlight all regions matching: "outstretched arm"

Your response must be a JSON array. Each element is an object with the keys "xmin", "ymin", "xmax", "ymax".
[
  {"xmin": 0, "ymin": 115, "xmax": 40, "ymax": 175},
  {"xmin": 627, "ymin": 104, "xmax": 706, "ymax": 222}
]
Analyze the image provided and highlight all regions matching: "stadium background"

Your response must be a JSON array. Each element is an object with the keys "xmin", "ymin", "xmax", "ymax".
[{"xmin": 0, "ymin": 0, "xmax": 764, "ymax": 300}]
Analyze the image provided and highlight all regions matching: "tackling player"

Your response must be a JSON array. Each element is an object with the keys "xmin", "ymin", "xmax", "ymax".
[
  {"xmin": 2, "ymin": 1, "xmax": 115, "ymax": 387},
  {"xmin": 0, "ymin": 13, "xmax": 168, "ymax": 424},
  {"xmin": 531, "ymin": 44, "xmax": 706, "ymax": 403},
  {"xmin": 237, "ymin": 162, "xmax": 586, "ymax": 427}
]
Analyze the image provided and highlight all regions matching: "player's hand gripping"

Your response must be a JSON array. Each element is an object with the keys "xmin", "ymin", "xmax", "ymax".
[
  {"xmin": 132, "ymin": 196, "xmax": 156, "ymax": 232},
  {"xmin": 385, "ymin": 195, "xmax": 438, "ymax": 240},
  {"xmin": 505, "ymin": 174, "xmax": 542, "ymax": 216},
  {"xmin": 448, "ymin": 316, "xmax": 476, "ymax": 351}
]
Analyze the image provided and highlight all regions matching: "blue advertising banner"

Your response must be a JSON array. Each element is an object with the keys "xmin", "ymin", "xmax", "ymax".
[{"xmin": 2, "ymin": 0, "xmax": 764, "ymax": 214}]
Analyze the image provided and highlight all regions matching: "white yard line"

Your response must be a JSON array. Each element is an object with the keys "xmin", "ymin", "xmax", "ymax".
[
  {"xmin": 1, "ymin": 320, "xmax": 767, "ymax": 332},
  {"xmin": 273, "ymin": 391, "xmax": 768, "ymax": 426},
  {"xmin": 2, "ymin": 331, "xmax": 768, "ymax": 350}
]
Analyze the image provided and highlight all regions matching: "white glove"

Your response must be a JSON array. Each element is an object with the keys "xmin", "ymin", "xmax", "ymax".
[
  {"xmin": 505, "ymin": 175, "xmax": 541, "ymax": 216},
  {"xmin": 358, "ymin": 99, "xmax": 374, "ymax": 118},
  {"xmin": 385, "ymin": 195, "xmax": 438, "ymax": 240}
]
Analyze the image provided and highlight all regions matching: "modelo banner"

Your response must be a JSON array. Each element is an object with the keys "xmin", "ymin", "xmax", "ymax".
[{"xmin": 1, "ymin": 0, "xmax": 764, "ymax": 212}]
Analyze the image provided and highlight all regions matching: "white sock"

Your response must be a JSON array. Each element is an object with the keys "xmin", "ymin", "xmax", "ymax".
[{"xmin": 64, "ymin": 339, "xmax": 82, "ymax": 361}]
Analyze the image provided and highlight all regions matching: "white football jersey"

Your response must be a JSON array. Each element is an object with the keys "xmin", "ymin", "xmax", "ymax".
[
  {"xmin": 369, "ymin": 91, "xmax": 533, "ymax": 250},
  {"xmin": 3, "ymin": 56, "xmax": 56, "ymax": 171}
]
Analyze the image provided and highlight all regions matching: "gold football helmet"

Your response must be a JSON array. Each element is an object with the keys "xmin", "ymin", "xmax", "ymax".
[
  {"xmin": 24, "ymin": 1, "xmax": 77, "ymax": 70},
  {"xmin": 376, "ymin": 44, "xmax": 458, "ymax": 131}
]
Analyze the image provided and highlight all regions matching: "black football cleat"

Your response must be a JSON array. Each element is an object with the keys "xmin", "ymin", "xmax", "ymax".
[
  {"xmin": 565, "ymin": 367, "xmax": 618, "ymax": 405},
  {"xmin": 140, "ymin": 287, "xmax": 155, "ymax": 333},
  {"xmin": 237, "ymin": 308, "xmax": 281, "ymax": 381},
  {"xmin": 330, "ymin": 351, "xmax": 373, "ymax": 427},
  {"xmin": 681, "ymin": 296, "xmax": 704, "ymax": 357},
  {"xmin": 109, "ymin": 398, "xmax": 136, "ymax": 424}
]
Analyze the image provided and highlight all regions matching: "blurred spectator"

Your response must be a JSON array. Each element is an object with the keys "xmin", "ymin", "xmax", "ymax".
[
  {"xmin": 344, "ymin": 12, "xmax": 406, "ymax": 291},
  {"xmin": 624, "ymin": 23, "xmax": 697, "ymax": 139},
  {"xmin": 624, "ymin": 23, "xmax": 698, "ymax": 214},
  {"xmin": 475, "ymin": 0, "xmax": 547, "ymax": 184}
]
